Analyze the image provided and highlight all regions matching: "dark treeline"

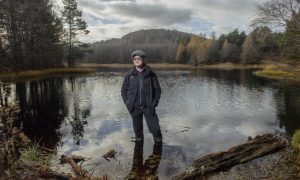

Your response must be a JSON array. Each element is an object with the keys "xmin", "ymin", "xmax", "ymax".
[
  {"xmin": 0, "ymin": 0, "xmax": 89, "ymax": 72},
  {"xmin": 82, "ymin": 29, "xmax": 192, "ymax": 64}
]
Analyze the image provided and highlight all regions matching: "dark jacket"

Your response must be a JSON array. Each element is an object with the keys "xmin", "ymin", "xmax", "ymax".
[{"xmin": 121, "ymin": 65, "xmax": 161, "ymax": 114}]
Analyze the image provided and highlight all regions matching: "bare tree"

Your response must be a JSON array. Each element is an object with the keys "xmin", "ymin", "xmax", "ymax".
[{"xmin": 251, "ymin": 0, "xmax": 300, "ymax": 29}]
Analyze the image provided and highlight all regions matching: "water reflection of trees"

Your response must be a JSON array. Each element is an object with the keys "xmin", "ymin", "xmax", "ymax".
[
  {"xmin": 68, "ymin": 77, "xmax": 92, "ymax": 146},
  {"xmin": 191, "ymin": 68, "xmax": 266, "ymax": 88},
  {"xmin": 0, "ymin": 82, "xmax": 14, "ymax": 107},
  {"xmin": 2, "ymin": 76, "xmax": 94, "ymax": 149},
  {"xmin": 15, "ymin": 79, "xmax": 68, "ymax": 149},
  {"xmin": 276, "ymin": 86, "xmax": 300, "ymax": 136}
]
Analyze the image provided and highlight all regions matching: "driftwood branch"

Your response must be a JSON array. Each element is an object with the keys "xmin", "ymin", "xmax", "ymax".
[{"xmin": 173, "ymin": 134, "xmax": 286, "ymax": 180}]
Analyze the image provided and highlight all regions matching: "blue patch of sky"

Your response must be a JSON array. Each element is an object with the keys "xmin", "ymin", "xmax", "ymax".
[
  {"xmin": 96, "ymin": 119, "xmax": 121, "ymax": 141},
  {"xmin": 181, "ymin": 18, "xmax": 214, "ymax": 35},
  {"xmin": 85, "ymin": 13, "xmax": 129, "ymax": 26},
  {"xmin": 100, "ymin": 18, "xmax": 129, "ymax": 25}
]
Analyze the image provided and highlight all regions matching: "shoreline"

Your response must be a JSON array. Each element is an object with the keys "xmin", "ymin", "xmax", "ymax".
[
  {"xmin": 197, "ymin": 62, "xmax": 267, "ymax": 70},
  {"xmin": 78, "ymin": 63, "xmax": 197, "ymax": 69},
  {"xmin": 0, "ymin": 67, "xmax": 97, "ymax": 81},
  {"xmin": 78, "ymin": 62, "xmax": 267, "ymax": 70},
  {"xmin": 1, "ymin": 63, "xmax": 299, "ymax": 82}
]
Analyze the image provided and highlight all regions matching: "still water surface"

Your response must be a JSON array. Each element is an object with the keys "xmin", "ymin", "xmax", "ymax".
[{"xmin": 1, "ymin": 68, "xmax": 299, "ymax": 179}]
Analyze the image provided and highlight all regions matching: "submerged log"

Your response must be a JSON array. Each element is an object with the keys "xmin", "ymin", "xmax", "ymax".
[
  {"xmin": 60, "ymin": 155, "xmax": 87, "ymax": 164},
  {"xmin": 102, "ymin": 149, "xmax": 117, "ymax": 161},
  {"xmin": 173, "ymin": 134, "xmax": 286, "ymax": 180}
]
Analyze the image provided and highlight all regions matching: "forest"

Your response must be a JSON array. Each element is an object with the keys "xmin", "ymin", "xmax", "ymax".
[{"xmin": 0, "ymin": 0, "xmax": 89, "ymax": 72}]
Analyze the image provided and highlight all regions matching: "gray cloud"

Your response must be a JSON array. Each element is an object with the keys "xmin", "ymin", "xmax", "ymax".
[
  {"xmin": 100, "ymin": 0, "xmax": 135, "ymax": 2},
  {"xmin": 55, "ymin": 0, "xmax": 262, "ymax": 42},
  {"xmin": 109, "ymin": 3, "xmax": 192, "ymax": 25},
  {"xmin": 190, "ymin": 0, "xmax": 259, "ymax": 14}
]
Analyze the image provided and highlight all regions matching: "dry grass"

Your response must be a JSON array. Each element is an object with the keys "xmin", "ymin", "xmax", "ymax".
[
  {"xmin": 254, "ymin": 64, "xmax": 300, "ymax": 81},
  {"xmin": 197, "ymin": 62, "xmax": 267, "ymax": 70},
  {"xmin": 0, "ymin": 68, "xmax": 97, "ymax": 81}
]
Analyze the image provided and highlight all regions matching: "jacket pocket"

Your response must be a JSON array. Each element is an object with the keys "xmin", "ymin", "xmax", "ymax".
[{"xmin": 125, "ymin": 98, "xmax": 130, "ymax": 105}]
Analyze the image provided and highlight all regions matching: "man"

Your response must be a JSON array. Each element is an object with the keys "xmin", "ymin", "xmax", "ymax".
[{"xmin": 121, "ymin": 50, "xmax": 162, "ymax": 143}]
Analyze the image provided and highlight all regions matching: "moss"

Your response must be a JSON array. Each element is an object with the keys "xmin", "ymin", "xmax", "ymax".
[{"xmin": 292, "ymin": 130, "xmax": 300, "ymax": 150}]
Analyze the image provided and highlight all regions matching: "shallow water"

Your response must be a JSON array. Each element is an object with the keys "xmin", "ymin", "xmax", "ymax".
[{"xmin": 1, "ymin": 68, "xmax": 299, "ymax": 179}]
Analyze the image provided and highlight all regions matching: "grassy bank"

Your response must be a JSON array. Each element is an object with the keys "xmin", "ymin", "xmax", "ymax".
[
  {"xmin": 196, "ymin": 62, "xmax": 300, "ymax": 82},
  {"xmin": 0, "ymin": 67, "xmax": 97, "ymax": 81},
  {"xmin": 254, "ymin": 64, "xmax": 300, "ymax": 81},
  {"xmin": 79, "ymin": 63, "xmax": 196, "ymax": 69}
]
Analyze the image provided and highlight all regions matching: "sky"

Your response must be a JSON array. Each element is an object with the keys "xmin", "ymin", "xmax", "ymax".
[{"xmin": 54, "ymin": 0, "xmax": 263, "ymax": 43}]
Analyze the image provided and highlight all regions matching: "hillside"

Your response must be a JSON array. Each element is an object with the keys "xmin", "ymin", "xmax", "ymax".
[{"xmin": 82, "ymin": 29, "xmax": 193, "ymax": 64}]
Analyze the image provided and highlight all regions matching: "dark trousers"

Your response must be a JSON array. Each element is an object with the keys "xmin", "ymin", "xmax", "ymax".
[{"xmin": 130, "ymin": 107, "xmax": 162, "ymax": 139}]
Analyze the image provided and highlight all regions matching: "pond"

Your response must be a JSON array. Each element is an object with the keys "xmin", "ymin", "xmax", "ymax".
[{"xmin": 1, "ymin": 68, "xmax": 299, "ymax": 179}]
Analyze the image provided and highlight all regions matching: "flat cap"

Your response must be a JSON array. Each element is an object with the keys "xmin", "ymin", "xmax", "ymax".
[{"xmin": 131, "ymin": 50, "xmax": 146, "ymax": 59}]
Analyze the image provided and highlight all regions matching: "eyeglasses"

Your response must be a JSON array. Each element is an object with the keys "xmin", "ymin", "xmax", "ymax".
[{"xmin": 133, "ymin": 57, "xmax": 143, "ymax": 61}]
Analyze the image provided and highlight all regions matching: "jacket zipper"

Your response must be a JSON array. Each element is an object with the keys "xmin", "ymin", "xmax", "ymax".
[{"xmin": 139, "ymin": 75, "xmax": 142, "ymax": 106}]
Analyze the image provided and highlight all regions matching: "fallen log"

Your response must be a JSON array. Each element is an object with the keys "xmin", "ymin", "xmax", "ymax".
[
  {"xmin": 61, "ymin": 155, "xmax": 91, "ymax": 179},
  {"xmin": 173, "ymin": 134, "xmax": 286, "ymax": 180},
  {"xmin": 60, "ymin": 155, "xmax": 108, "ymax": 180}
]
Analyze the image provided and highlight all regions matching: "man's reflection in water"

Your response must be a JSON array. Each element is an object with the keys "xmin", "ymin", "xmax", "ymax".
[{"xmin": 126, "ymin": 141, "xmax": 162, "ymax": 179}]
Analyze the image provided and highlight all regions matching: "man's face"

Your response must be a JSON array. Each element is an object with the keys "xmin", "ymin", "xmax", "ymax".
[{"xmin": 132, "ymin": 56, "xmax": 144, "ymax": 67}]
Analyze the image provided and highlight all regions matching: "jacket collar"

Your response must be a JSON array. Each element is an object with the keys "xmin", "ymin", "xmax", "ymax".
[{"xmin": 130, "ymin": 64, "xmax": 153, "ymax": 77}]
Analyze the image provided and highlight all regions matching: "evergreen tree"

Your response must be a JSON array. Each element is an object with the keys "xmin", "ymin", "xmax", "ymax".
[
  {"xmin": 0, "ymin": 0, "xmax": 64, "ymax": 71},
  {"xmin": 282, "ymin": 12, "xmax": 300, "ymax": 62},
  {"xmin": 227, "ymin": 29, "xmax": 246, "ymax": 46},
  {"xmin": 61, "ymin": 0, "xmax": 89, "ymax": 68}
]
